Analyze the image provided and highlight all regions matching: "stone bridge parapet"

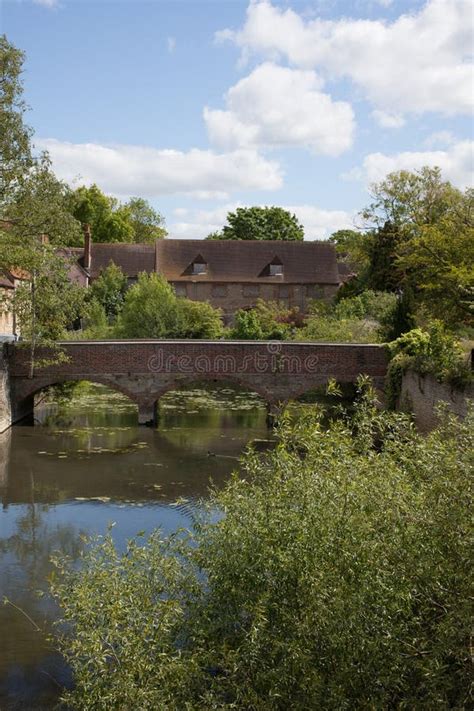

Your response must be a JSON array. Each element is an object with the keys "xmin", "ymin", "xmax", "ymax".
[{"xmin": 5, "ymin": 340, "xmax": 388, "ymax": 426}]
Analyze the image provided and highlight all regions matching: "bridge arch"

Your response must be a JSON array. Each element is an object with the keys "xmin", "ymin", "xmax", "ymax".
[
  {"xmin": 140, "ymin": 374, "xmax": 275, "ymax": 427},
  {"xmin": 11, "ymin": 375, "xmax": 140, "ymax": 424},
  {"xmin": 151, "ymin": 373, "xmax": 273, "ymax": 407}
]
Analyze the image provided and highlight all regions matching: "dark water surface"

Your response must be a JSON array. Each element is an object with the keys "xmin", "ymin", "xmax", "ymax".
[{"xmin": 0, "ymin": 384, "xmax": 271, "ymax": 710}]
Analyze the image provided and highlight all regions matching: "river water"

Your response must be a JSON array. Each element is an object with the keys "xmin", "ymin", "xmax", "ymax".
[{"xmin": 0, "ymin": 384, "xmax": 271, "ymax": 710}]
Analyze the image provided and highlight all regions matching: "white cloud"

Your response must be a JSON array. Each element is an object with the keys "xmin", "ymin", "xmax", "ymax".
[
  {"xmin": 37, "ymin": 138, "xmax": 283, "ymax": 199},
  {"xmin": 33, "ymin": 0, "xmax": 58, "ymax": 7},
  {"xmin": 169, "ymin": 202, "xmax": 354, "ymax": 240},
  {"xmin": 204, "ymin": 62, "xmax": 355, "ymax": 155},
  {"xmin": 346, "ymin": 139, "xmax": 473, "ymax": 189},
  {"xmin": 218, "ymin": 0, "xmax": 473, "ymax": 117},
  {"xmin": 371, "ymin": 110, "xmax": 405, "ymax": 129},
  {"xmin": 423, "ymin": 130, "xmax": 455, "ymax": 148},
  {"xmin": 167, "ymin": 36, "xmax": 176, "ymax": 53}
]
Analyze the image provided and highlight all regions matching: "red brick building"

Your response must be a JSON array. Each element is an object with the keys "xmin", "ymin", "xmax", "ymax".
[{"xmin": 76, "ymin": 236, "xmax": 341, "ymax": 322}]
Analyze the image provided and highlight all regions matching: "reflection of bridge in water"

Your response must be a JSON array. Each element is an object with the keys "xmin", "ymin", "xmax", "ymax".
[{"xmin": 6, "ymin": 340, "xmax": 388, "ymax": 426}]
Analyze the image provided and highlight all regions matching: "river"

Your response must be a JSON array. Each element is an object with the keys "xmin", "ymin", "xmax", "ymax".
[{"xmin": 0, "ymin": 383, "xmax": 272, "ymax": 710}]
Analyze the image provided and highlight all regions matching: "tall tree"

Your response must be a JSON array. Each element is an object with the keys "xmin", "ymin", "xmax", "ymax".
[
  {"xmin": 0, "ymin": 35, "xmax": 33, "ymax": 209},
  {"xmin": 207, "ymin": 206, "xmax": 304, "ymax": 241},
  {"xmin": 69, "ymin": 185, "xmax": 166, "ymax": 244},
  {"xmin": 123, "ymin": 197, "xmax": 167, "ymax": 243},
  {"xmin": 0, "ymin": 38, "xmax": 84, "ymax": 373}
]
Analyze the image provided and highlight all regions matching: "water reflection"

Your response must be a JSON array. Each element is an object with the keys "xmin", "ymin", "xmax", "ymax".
[{"xmin": 0, "ymin": 383, "xmax": 270, "ymax": 710}]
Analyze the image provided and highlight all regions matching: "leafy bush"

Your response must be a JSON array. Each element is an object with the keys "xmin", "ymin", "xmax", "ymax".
[
  {"xmin": 299, "ymin": 315, "xmax": 378, "ymax": 342},
  {"xmin": 386, "ymin": 321, "xmax": 472, "ymax": 407},
  {"xmin": 115, "ymin": 272, "xmax": 223, "ymax": 339},
  {"xmin": 51, "ymin": 391, "xmax": 473, "ymax": 709},
  {"xmin": 176, "ymin": 298, "xmax": 224, "ymax": 339},
  {"xmin": 335, "ymin": 290, "xmax": 397, "ymax": 322},
  {"xmin": 389, "ymin": 321, "xmax": 470, "ymax": 383},
  {"xmin": 88, "ymin": 261, "xmax": 128, "ymax": 322},
  {"xmin": 230, "ymin": 300, "xmax": 300, "ymax": 340}
]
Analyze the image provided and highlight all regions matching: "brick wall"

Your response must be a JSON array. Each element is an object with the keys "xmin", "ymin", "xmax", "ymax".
[
  {"xmin": 171, "ymin": 282, "xmax": 338, "ymax": 321},
  {"xmin": 398, "ymin": 369, "xmax": 474, "ymax": 432},
  {"xmin": 7, "ymin": 341, "xmax": 388, "ymax": 425},
  {"xmin": 0, "ymin": 346, "xmax": 11, "ymax": 433}
]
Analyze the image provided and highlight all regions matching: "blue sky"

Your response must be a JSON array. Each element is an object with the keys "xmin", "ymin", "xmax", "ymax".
[{"xmin": 2, "ymin": 0, "xmax": 472, "ymax": 238}]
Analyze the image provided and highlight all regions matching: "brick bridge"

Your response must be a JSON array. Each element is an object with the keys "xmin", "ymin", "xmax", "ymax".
[{"xmin": 6, "ymin": 340, "xmax": 388, "ymax": 425}]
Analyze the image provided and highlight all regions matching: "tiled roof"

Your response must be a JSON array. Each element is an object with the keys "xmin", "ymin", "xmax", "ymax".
[
  {"xmin": 155, "ymin": 240, "xmax": 339, "ymax": 284},
  {"xmin": 87, "ymin": 244, "xmax": 156, "ymax": 279}
]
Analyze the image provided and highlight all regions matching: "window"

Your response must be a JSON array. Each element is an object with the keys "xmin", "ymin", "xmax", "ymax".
[
  {"xmin": 192, "ymin": 262, "xmax": 207, "ymax": 275},
  {"xmin": 279, "ymin": 285, "xmax": 289, "ymax": 299},
  {"xmin": 211, "ymin": 284, "xmax": 228, "ymax": 297},
  {"xmin": 174, "ymin": 283, "xmax": 187, "ymax": 297},
  {"xmin": 269, "ymin": 263, "xmax": 283, "ymax": 276},
  {"xmin": 243, "ymin": 284, "xmax": 260, "ymax": 297}
]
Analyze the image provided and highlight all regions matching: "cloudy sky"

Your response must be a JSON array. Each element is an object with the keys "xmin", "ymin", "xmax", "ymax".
[{"xmin": 2, "ymin": 0, "xmax": 472, "ymax": 239}]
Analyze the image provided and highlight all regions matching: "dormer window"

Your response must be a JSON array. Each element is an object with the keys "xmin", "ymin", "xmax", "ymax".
[
  {"xmin": 187, "ymin": 253, "xmax": 207, "ymax": 275},
  {"xmin": 269, "ymin": 263, "xmax": 283, "ymax": 276},
  {"xmin": 192, "ymin": 261, "xmax": 207, "ymax": 275}
]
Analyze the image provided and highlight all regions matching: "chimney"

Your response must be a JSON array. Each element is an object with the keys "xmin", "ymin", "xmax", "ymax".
[{"xmin": 83, "ymin": 223, "xmax": 92, "ymax": 271}]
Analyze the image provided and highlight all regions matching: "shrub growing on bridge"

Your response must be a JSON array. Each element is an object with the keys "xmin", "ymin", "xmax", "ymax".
[{"xmin": 51, "ymin": 387, "xmax": 472, "ymax": 709}]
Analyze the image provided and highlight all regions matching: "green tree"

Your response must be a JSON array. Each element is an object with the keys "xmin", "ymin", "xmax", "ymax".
[
  {"xmin": 116, "ymin": 272, "xmax": 223, "ymax": 339},
  {"xmin": 123, "ymin": 197, "xmax": 167, "ymax": 243},
  {"xmin": 89, "ymin": 261, "xmax": 128, "ymax": 322},
  {"xmin": 0, "ymin": 157, "xmax": 84, "ymax": 373},
  {"xmin": 0, "ymin": 35, "xmax": 33, "ymax": 208},
  {"xmin": 176, "ymin": 298, "xmax": 223, "ymax": 339},
  {"xmin": 208, "ymin": 206, "xmax": 304, "ymax": 241},
  {"xmin": 51, "ymin": 389, "xmax": 473, "ymax": 709},
  {"xmin": 396, "ymin": 188, "xmax": 474, "ymax": 324},
  {"xmin": 329, "ymin": 228, "xmax": 370, "ymax": 273},
  {"xmin": 116, "ymin": 273, "xmax": 178, "ymax": 338},
  {"xmin": 361, "ymin": 166, "xmax": 459, "ymax": 232},
  {"xmin": 70, "ymin": 185, "xmax": 166, "ymax": 244},
  {"xmin": 230, "ymin": 300, "xmax": 296, "ymax": 340},
  {"xmin": 0, "ymin": 38, "xmax": 85, "ymax": 372},
  {"xmin": 231, "ymin": 309, "xmax": 264, "ymax": 340}
]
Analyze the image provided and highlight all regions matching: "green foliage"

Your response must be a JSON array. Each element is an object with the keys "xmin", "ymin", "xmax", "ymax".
[
  {"xmin": 231, "ymin": 309, "xmax": 265, "ymax": 340},
  {"xmin": 69, "ymin": 185, "xmax": 167, "ymax": 245},
  {"xmin": 329, "ymin": 228, "xmax": 370, "ymax": 274},
  {"xmin": 176, "ymin": 298, "xmax": 224, "ymax": 339},
  {"xmin": 51, "ymin": 393, "xmax": 473, "ymax": 709},
  {"xmin": 89, "ymin": 261, "xmax": 128, "ymax": 321},
  {"xmin": 361, "ymin": 166, "xmax": 459, "ymax": 231},
  {"xmin": 208, "ymin": 206, "xmax": 304, "ymax": 241},
  {"xmin": 334, "ymin": 289, "xmax": 397, "ymax": 322},
  {"xmin": 386, "ymin": 321, "xmax": 472, "ymax": 407},
  {"xmin": 397, "ymin": 188, "xmax": 474, "ymax": 324},
  {"xmin": 299, "ymin": 314, "xmax": 378, "ymax": 343},
  {"xmin": 10, "ymin": 261, "xmax": 86, "ymax": 343},
  {"xmin": 334, "ymin": 168, "xmax": 472, "ymax": 329},
  {"xmin": 0, "ymin": 35, "xmax": 33, "ymax": 208},
  {"xmin": 116, "ymin": 272, "xmax": 223, "ymax": 339},
  {"xmin": 389, "ymin": 321, "xmax": 470, "ymax": 384},
  {"xmin": 115, "ymin": 273, "xmax": 180, "ymax": 338},
  {"xmin": 125, "ymin": 197, "xmax": 167, "ymax": 243},
  {"xmin": 299, "ymin": 295, "xmax": 385, "ymax": 343},
  {"xmin": 230, "ymin": 300, "xmax": 301, "ymax": 340},
  {"xmin": 68, "ymin": 299, "xmax": 111, "ymax": 340},
  {"xmin": 378, "ymin": 286, "xmax": 416, "ymax": 341}
]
